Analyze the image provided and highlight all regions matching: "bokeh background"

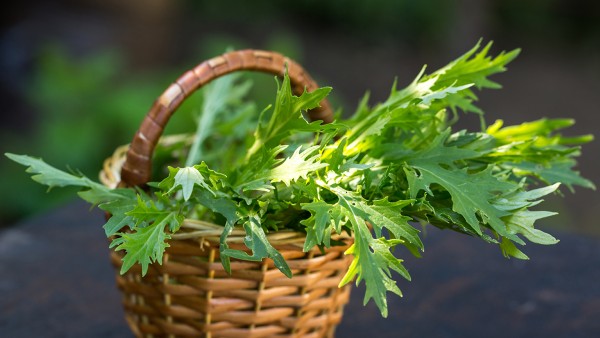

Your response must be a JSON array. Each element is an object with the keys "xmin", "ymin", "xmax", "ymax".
[{"xmin": 1, "ymin": 0, "xmax": 598, "ymax": 238}]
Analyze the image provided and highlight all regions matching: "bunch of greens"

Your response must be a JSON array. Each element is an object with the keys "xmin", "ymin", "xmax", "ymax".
[{"xmin": 6, "ymin": 41, "xmax": 594, "ymax": 317}]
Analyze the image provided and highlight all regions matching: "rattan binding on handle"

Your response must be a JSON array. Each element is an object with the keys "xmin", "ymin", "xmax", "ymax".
[{"xmin": 120, "ymin": 50, "xmax": 333, "ymax": 187}]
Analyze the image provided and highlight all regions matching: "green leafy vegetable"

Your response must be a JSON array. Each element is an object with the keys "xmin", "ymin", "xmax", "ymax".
[
  {"xmin": 246, "ymin": 71, "xmax": 332, "ymax": 158},
  {"xmin": 6, "ymin": 41, "xmax": 594, "ymax": 318},
  {"xmin": 110, "ymin": 210, "xmax": 180, "ymax": 275},
  {"xmin": 221, "ymin": 211, "xmax": 292, "ymax": 278}
]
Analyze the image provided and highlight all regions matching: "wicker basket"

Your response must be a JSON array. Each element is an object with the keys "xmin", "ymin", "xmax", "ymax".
[{"xmin": 101, "ymin": 50, "xmax": 354, "ymax": 338}]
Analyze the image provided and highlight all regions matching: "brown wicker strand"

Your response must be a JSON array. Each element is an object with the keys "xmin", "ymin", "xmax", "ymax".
[
  {"xmin": 249, "ymin": 260, "xmax": 269, "ymax": 334},
  {"xmin": 294, "ymin": 249, "xmax": 314, "ymax": 337},
  {"xmin": 137, "ymin": 273, "xmax": 152, "ymax": 338},
  {"xmin": 162, "ymin": 252, "xmax": 175, "ymax": 338},
  {"xmin": 205, "ymin": 247, "xmax": 216, "ymax": 338},
  {"xmin": 326, "ymin": 260, "xmax": 347, "ymax": 337}
]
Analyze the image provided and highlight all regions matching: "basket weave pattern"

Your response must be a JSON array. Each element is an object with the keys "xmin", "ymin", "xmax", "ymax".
[
  {"xmin": 110, "ymin": 230, "xmax": 352, "ymax": 338},
  {"xmin": 103, "ymin": 149, "xmax": 353, "ymax": 337},
  {"xmin": 102, "ymin": 50, "xmax": 354, "ymax": 337}
]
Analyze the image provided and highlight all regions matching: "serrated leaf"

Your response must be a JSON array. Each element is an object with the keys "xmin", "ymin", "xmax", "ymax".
[
  {"xmin": 510, "ymin": 161, "xmax": 595, "ymax": 192},
  {"xmin": 177, "ymin": 167, "xmax": 211, "ymax": 200},
  {"xmin": 371, "ymin": 238, "xmax": 411, "ymax": 281},
  {"xmin": 499, "ymin": 237, "xmax": 529, "ymax": 260},
  {"xmin": 5, "ymin": 153, "xmax": 121, "ymax": 204},
  {"xmin": 338, "ymin": 215, "xmax": 402, "ymax": 318},
  {"xmin": 415, "ymin": 129, "xmax": 481, "ymax": 163},
  {"xmin": 111, "ymin": 212, "xmax": 179, "ymax": 275},
  {"xmin": 327, "ymin": 185, "xmax": 412, "ymax": 317},
  {"xmin": 330, "ymin": 188, "xmax": 421, "ymax": 250},
  {"xmin": 403, "ymin": 131, "xmax": 516, "ymax": 238},
  {"xmin": 485, "ymin": 118, "xmax": 595, "ymax": 192},
  {"xmin": 366, "ymin": 198, "xmax": 421, "ymax": 248},
  {"xmin": 494, "ymin": 183, "xmax": 560, "ymax": 211},
  {"xmin": 301, "ymin": 200, "xmax": 344, "ymax": 249},
  {"xmin": 234, "ymin": 145, "xmax": 285, "ymax": 193},
  {"xmin": 78, "ymin": 187, "xmax": 135, "ymax": 206},
  {"xmin": 420, "ymin": 83, "xmax": 474, "ymax": 105},
  {"xmin": 344, "ymin": 115, "xmax": 391, "ymax": 156},
  {"xmin": 160, "ymin": 161, "xmax": 229, "ymax": 199},
  {"xmin": 431, "ymin": 40, "xmax": 520, "ymax": 90},
  {"xmin": 221, "ymin": 213, "xmax": 291, "ymax": 278},
  {"xmin": 247, "ymin": 71, "xmax": 332, "ymax": 158},
  {"xmin": 237, "ymin": 145, "xmax": 328, "ymax": 192},
  {"xmin": 504, "ymin": 209, "xmax": 558, "ymax": 245},
  {"xmin": 405, "ymin": 165, "xmax": 513, "ymax": 236},
  {"xmin": 6, "ymin": 153, "xmax": 91, "ymax": 188},
  {"xmin": 270, "ymin": 146, "xmax": 327, "ymax": 186},
  {"xmin": 99, "ymin": 198, "xmax": 138, "ymax": 236}
]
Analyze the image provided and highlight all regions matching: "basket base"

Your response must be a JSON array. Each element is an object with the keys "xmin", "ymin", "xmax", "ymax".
[{"xmin": 111, "ymin": 236, "xmax": 353, "ymax": 338}]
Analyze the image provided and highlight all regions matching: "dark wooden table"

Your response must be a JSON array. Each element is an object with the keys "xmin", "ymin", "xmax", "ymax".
[{"xmin": 1, "ymin": 200, "xmax": 599, "ymax": 337}]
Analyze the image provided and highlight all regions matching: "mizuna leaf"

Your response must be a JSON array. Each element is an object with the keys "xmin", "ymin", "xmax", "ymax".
[
  {"xmin": 485, "ymin": 118, "xmax": 595, "ymax": 192},
  {"xmin": 509, "ymin": 161, "xmax": 595, "ymax": 192},
  {"xmin": 99, "ymin": 198, "xmax": 138, "ymax": 236},
  {"xmin": 236, "ymin": 145, "xmax": 329, "ymax": 193},
  {"xmin": 6, "ymin": 153, "xmax": 93, "ymax": 188},
  {"xmin": 160, "ymin": 163, "xmax": 227, "ymax": 201},
  {"xmin": 221, "ymin": 212, "xmax": 291, "ymax": 278},
  {"xmin": 405, "ymin": 165, "xmax": 513, "ymax": 236},
  {"xmin": 370, "ymin": 237, "xmax": 411, "ymax": 281},
  {"xmin": 325, "ymin": 185, "xmax": 412, "ymax": 317},
  {"xmin": 337, "ymin": 204, "xmax": 403, "ymax": 318},
  {"xmin": 247, "ymin": 71, "xmax": 332, "ymax": 159},
  {"xmin": 234, "ymin": 145, "xmax": 286, "ymax": 193},
  {"xmin": 110, "ymin": 212, "xmax": 180, "ymax": 276},
  {"xmin": 301, "ymin": 200, "xmax": 344, "ymax": 249},
  {"xmin": 405, "ymin": 129, "xmax": 480, "ymax": 164},
  {"xmin": 488, "ymin": 118, "xmax": 576, "ymax": 142},
  {"xmin": 5, "ymin": 153, "xmax": 124, "ymax": 204},
  {"xmin": 493, "ymin": 183, "xmax": 560, "ymax": 211},
  {"xmin": 504, "ymin": 210, "xmax": 558, "ymax": 245},
  {"xmin": 124, "ymin": 196, "xmax": 178, "ymax": 230},
  {"xmin": 174, "ymin": 167, "xmax": 210, "ymax": 200},
  {"xmin": 401, "ymin": 132, "xmax": 515, "ymax": 237},
  {"xmin": 499, "ymin": 237, "xmax": 530, "ymax": 260},
  {"xmin": 270, "ymin": 146, "xmax": 327, "ymax": 186},
  {"xmin": 364, "ymin": 198, "xmax": 421, "ymax": 248},
  {"xmin": 430, "ymin": 40, "xmax": 520, "ymax": 90},
  {"xmin": 419, "ymin": 83, "xmax": 474, "ymax": 105},
  {"xmin": 344, "ymin": 115, "xmax": 391, "ymax": 156}
]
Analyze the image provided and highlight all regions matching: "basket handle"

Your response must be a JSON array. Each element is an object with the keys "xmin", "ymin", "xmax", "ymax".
[{"xmin": 120, "ymin": 50, "xmax": 333, "ymax": 187}]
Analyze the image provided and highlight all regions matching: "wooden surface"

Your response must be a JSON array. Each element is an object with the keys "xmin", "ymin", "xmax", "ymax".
[{"xmin": 1, "ymin": 200, "xmax": 599, "ymax": 337}]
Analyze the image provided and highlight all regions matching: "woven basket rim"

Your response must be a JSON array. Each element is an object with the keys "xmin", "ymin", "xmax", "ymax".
[{"xmin": 100, "ymin": 138, "xmax": 352, "ymax": 247}]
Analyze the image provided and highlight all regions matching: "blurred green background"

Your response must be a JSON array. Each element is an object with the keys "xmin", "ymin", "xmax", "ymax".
[{"xmin": 0, "ymin": 0, "xmax": 598, "ymax": 235}]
